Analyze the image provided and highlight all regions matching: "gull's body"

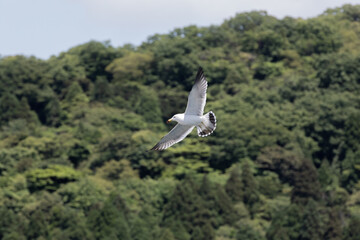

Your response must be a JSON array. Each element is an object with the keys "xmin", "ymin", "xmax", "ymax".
[
  {"xmin": 170, "ymin": 114, "xmax": 203, "ymax": 126},
  {"xmin": 151, "ymin": 67, "xmax": 216, "ymax": 151}
]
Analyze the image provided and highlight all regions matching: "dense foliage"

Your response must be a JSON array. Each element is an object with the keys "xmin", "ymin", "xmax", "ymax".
[{"xmin": 1, "ymin": 4, "xmax": 360, "ymax": 239}]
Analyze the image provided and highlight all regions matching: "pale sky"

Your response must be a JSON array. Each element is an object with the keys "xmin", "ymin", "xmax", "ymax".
[{"xmin": 0, "ymin": 0, "xmax": 359, "ymax": 59}]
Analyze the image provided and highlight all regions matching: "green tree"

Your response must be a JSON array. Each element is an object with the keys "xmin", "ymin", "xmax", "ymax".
[
  {"xmin": 0, "ymin": 56, "xmax": 48, "ymax": 95},
  {"xmin": 291, "ymin": 159, "xmax": 321, "ymax": 205},
  {"xmin": 130, "ymin": 217, "xmax": 153, "ymax": 240},
  {"xmin": 242, "ymin": 30, "xmax": 286, "ymax": 59},
  {"xmin": 299, "ymin": 200, "xmax": 327, "ymax": 240},
  {"xmin": 0, "ymin": 207, "xmax": 27, "ymax": 239},
  {"xmin": 68, "ymin": 142, "xmax": 90, "ymax": 168},
  {"xmin": 324, "ymin": 207, "xmax": 342, "ymax": 240},
  {"xmin": 344, "ymin": 216, "xmax": 360, "ymax": 240},
  {"xmin": 44, "ymin": 96, "xmax": 61, "ymax": 126},
  {"xmin": 162, "ymin": 176, "xmax": 202, "ymax": 234},
  {"xmin": 106, "ymin": 51, "xmax": 153, "ymax": 82},
  {"xmin": 241, "ymin": 161, "xmax": 259, "ymax": 215},
  {"xmin": 92, "ymin": 76, "xmax": 112, "ymax": 102},
  {"xmin": 26, "ymin": 165, "xmax": 81, "ymax": 192},
  {"xmin": 266, "ymin": 204, "xmax": 302, "ymax": 240},
  {"xmin": 159, "ymin": 228, "xmax": 175, "ymax": 240},
  {"xmin": 198, "ymin": 175, "xmax": 230, "ymax": 228},
  {"xmin": 236, "ymin": 223, "xmax": 264, "ymax": 240},
  {"xmin": 293, "ymin": 19, "xmax": 342, "ymax": 55},
  {"xmin": 225, "ymin": 167, "xmax": 244, "ymax": 202},
  {"xmin": 223, "ymin": 11, "xmax": 277, "ymax": 33},
  {"xmin": 0, "ymin": 93, "xmax": 36, "ymax": 126},
  {"xmin": 87, "ymin": 193, "xmax": 131, "ymax": 240},
  {"xmin": 46, "ymin": 53, "xmax": 87, "ymax": 95},
  {"xmin": 64, "ymin": 81, "xmax": 89, "ymax": 104},
  {"xmin": 162, "ymin": 176, "xmax": 217, "ymax": 239},
  {"xmin": 67, "ymin": 41, "xmax": 119, "ymax": 81},
  {"xmin": 167, "ymin": 221, "xmax": 191, "ymax": 240}
]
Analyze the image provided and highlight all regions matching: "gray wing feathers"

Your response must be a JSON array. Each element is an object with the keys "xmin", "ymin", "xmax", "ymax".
[
  {"xmin": 151, "ymin": 124, "xmax": 194, "ymax": 151},
  {"xmin": 184, "ymin": 67, "xmax": 208, "ymax": 116}
]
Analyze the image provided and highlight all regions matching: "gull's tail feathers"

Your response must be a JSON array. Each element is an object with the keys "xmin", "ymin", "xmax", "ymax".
[{"xmin": 197, "ymin": 111, "xmax": 216, "ymax": 137}]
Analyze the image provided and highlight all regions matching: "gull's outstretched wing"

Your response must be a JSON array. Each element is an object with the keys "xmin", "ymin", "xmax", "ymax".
[
  {"xmin": 184, "ymin": 67, "xmax": 208, "ymax": 116},
  {"xmin": 151, "ymin": 124, "xmax": 194, "ymax": 151}
]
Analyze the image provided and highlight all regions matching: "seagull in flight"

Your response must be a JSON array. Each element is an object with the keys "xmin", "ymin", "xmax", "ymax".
[{"xmin": 151, "ymin": 67, "xmax": 216, "ymax": 150}]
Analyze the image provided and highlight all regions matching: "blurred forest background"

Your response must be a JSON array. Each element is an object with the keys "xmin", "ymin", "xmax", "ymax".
[{"xmin": 1, "ymin": 4, "xmax": 360, "ymax": 240}]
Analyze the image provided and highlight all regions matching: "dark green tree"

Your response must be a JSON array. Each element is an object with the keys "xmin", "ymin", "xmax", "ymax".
[
  {"xmin": 344, "ymin": 216, "xmax": 360, "ymax": 240},
  {"xmin": 159, "ymin": 228, "xmax": 175, "ymax": 240},
  {"xmin": 92, "ymin": 76, "xmax": 112, "ymax": 102},
  {"xmin": 162, "ymin": 176, "xmax": 217, "ymax": 239},
  {"xmin": 241, "ymin": 161, "xmax": 259, "ymax": 215},
  {"xmin": 266, "ymin": 204, "xmax": 302, "ymax": 240},
  {"xmin": 87, "ymin": 194, "xmax": 131, "ymax": 240},
  {"xmin": 162, "ymin": 176, "xmax": 201, "ymax": 233},
  {"xmin": 68, "ymin": 142, "xmax": 90, "ymax": 168},
  {"xmin": 0, "ymin": 93, "xmax": 31, "ymax": 126},
  {"xmin": 291, "ymin": 159, "xmax": 321, "ymax": 205},
  {"xmin": 0, "ymin": 207, "xmax": 27, "ymax": 239},
  {"xmin": 345, "ymin": 113, "xmax": 360, "ymax": 151},
  {"xmin": 202, "ymin": 222, "xmax": 216, "ymax": 240},
  {"xmin": 225, "ymin": 167, "xmax": 244, "ymax": 202},
  {"xmin": 44, "ymin": 96, "xmax": 61, "ymax": 126},
  {"xmin": 236, "ymin": 223, "xmax": 264, "ymax": 240},
  {"xmin": 324, "ymin": 207, "xmax": 342, "ymax": 240},
  {"xmin": 67, "ymin": 41, "xmax": 119, "ymax": 81},
  {"xmin": 167, "ymin": 221, "xmax": 191, "ymax": 240},
  {"xmin": 191, "ymin": 226, "xmax": 204, "ymax": 240},
  {"xmin": 0, "ymin": 56, "xmax": 48, "ymax": 95},
  {"xmin": 299, "ymin": 199, "xmax": 327, "ymax": 240},
  {"xmin": 130, "ymin": 217, "xmax": 153, "ymax": 240},
  {"xmin": 64, "ymin": 81, "xmax": 89, "ymax": 104}
]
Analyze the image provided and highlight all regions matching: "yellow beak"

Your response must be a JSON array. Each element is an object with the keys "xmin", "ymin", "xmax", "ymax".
[{"xmin": 166, "ymin": 119, "xmax": 172, "ymax": 124}]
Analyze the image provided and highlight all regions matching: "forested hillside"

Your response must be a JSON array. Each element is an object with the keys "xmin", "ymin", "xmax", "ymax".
[{"xmin": 1, "ymin": 4, "xmax": 360, "ymax": 240}]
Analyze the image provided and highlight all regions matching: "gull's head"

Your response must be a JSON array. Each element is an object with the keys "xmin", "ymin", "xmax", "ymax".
[{"xmin": 167, "ymin": 114, "xmax": 180, "ymax": 124}]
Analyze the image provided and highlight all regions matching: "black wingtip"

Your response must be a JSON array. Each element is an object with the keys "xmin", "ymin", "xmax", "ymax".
[
  {"xmin": 196, "ymin": 66, "xmax": 204, "ymax": 81},
  {"xmin": 150, "ymin": 143, "xmax": 161, "ymax": 151}
]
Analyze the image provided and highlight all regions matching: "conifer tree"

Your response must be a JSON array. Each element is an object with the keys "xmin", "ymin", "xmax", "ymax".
[
  {"xmin": 92, "ymin": 76, "xmax": 112, "ymax": 102},
  {"xmin": 241, "ymin": 161, "xmax": 259, "ymax": 215},
  {"xmin": 236, "ymin": 223, "xmax": 264, "ymax": 240},
  {"xmin": 167, "ymin": 221, "xmax": 191, "ymax": 240},
  {"xmin": 225, "ymin": 167, "xmax": 244, "ymax": 202},
  {"xmin": 64, "ymin": 81, "xmax": 89, "ymax": 104},
  {"xmin": 130, "ymin": 217, "xmax": 152, "ymax": 240},
  {"xmin": 344, "ymin": 216, "xmax": 360, "ymax": 240},
  {"xmin": 299, "ymin": 199, "xmax": 326, "ymax": 240},
  {"xmin": 163, "ymin": 176, "xmax": 216, "ymax": 238},
  {"xmin": 159, "ymin": 228, "xmax": 175, "ymax": 240},
  {"xmin": 162, "ymin": 176, "xmax": 201, "ymax": 234},
  {"xmin": 291, "ymin": 159, "xmax": 321, "ymax": 205},
  {"xmin": 215, "ymin": 187, "xmax": 238, "ymax": 225},
  {"xmin": 198, "ymin": 175, "xmax": 219, "ymax": 227},
  {"xmin": 44, "ymin": 96, "xmax": 61, "ymax": 126},
  {"xmin": 191, "ymin": 226, "xmax": 204, "ymax": 240},
  {"xmin": 0, "ymin": 93, "xmax": 23, "ymax": 125},
  {"xmin": 87, "ymin": 194, "xmax": 131, "ymax": 240},
  {"xmin": 202, "ymin": 222, "xmax": 216, "ymax": 240},
  {"xmin": 324, "ymin": 207, "xmax": 342, "ymax": 240}
]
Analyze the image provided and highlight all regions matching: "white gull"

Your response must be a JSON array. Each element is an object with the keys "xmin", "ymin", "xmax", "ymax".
[{"xmin": 151, "ymin": 67, "xmax": 217, "ymax": 151}]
